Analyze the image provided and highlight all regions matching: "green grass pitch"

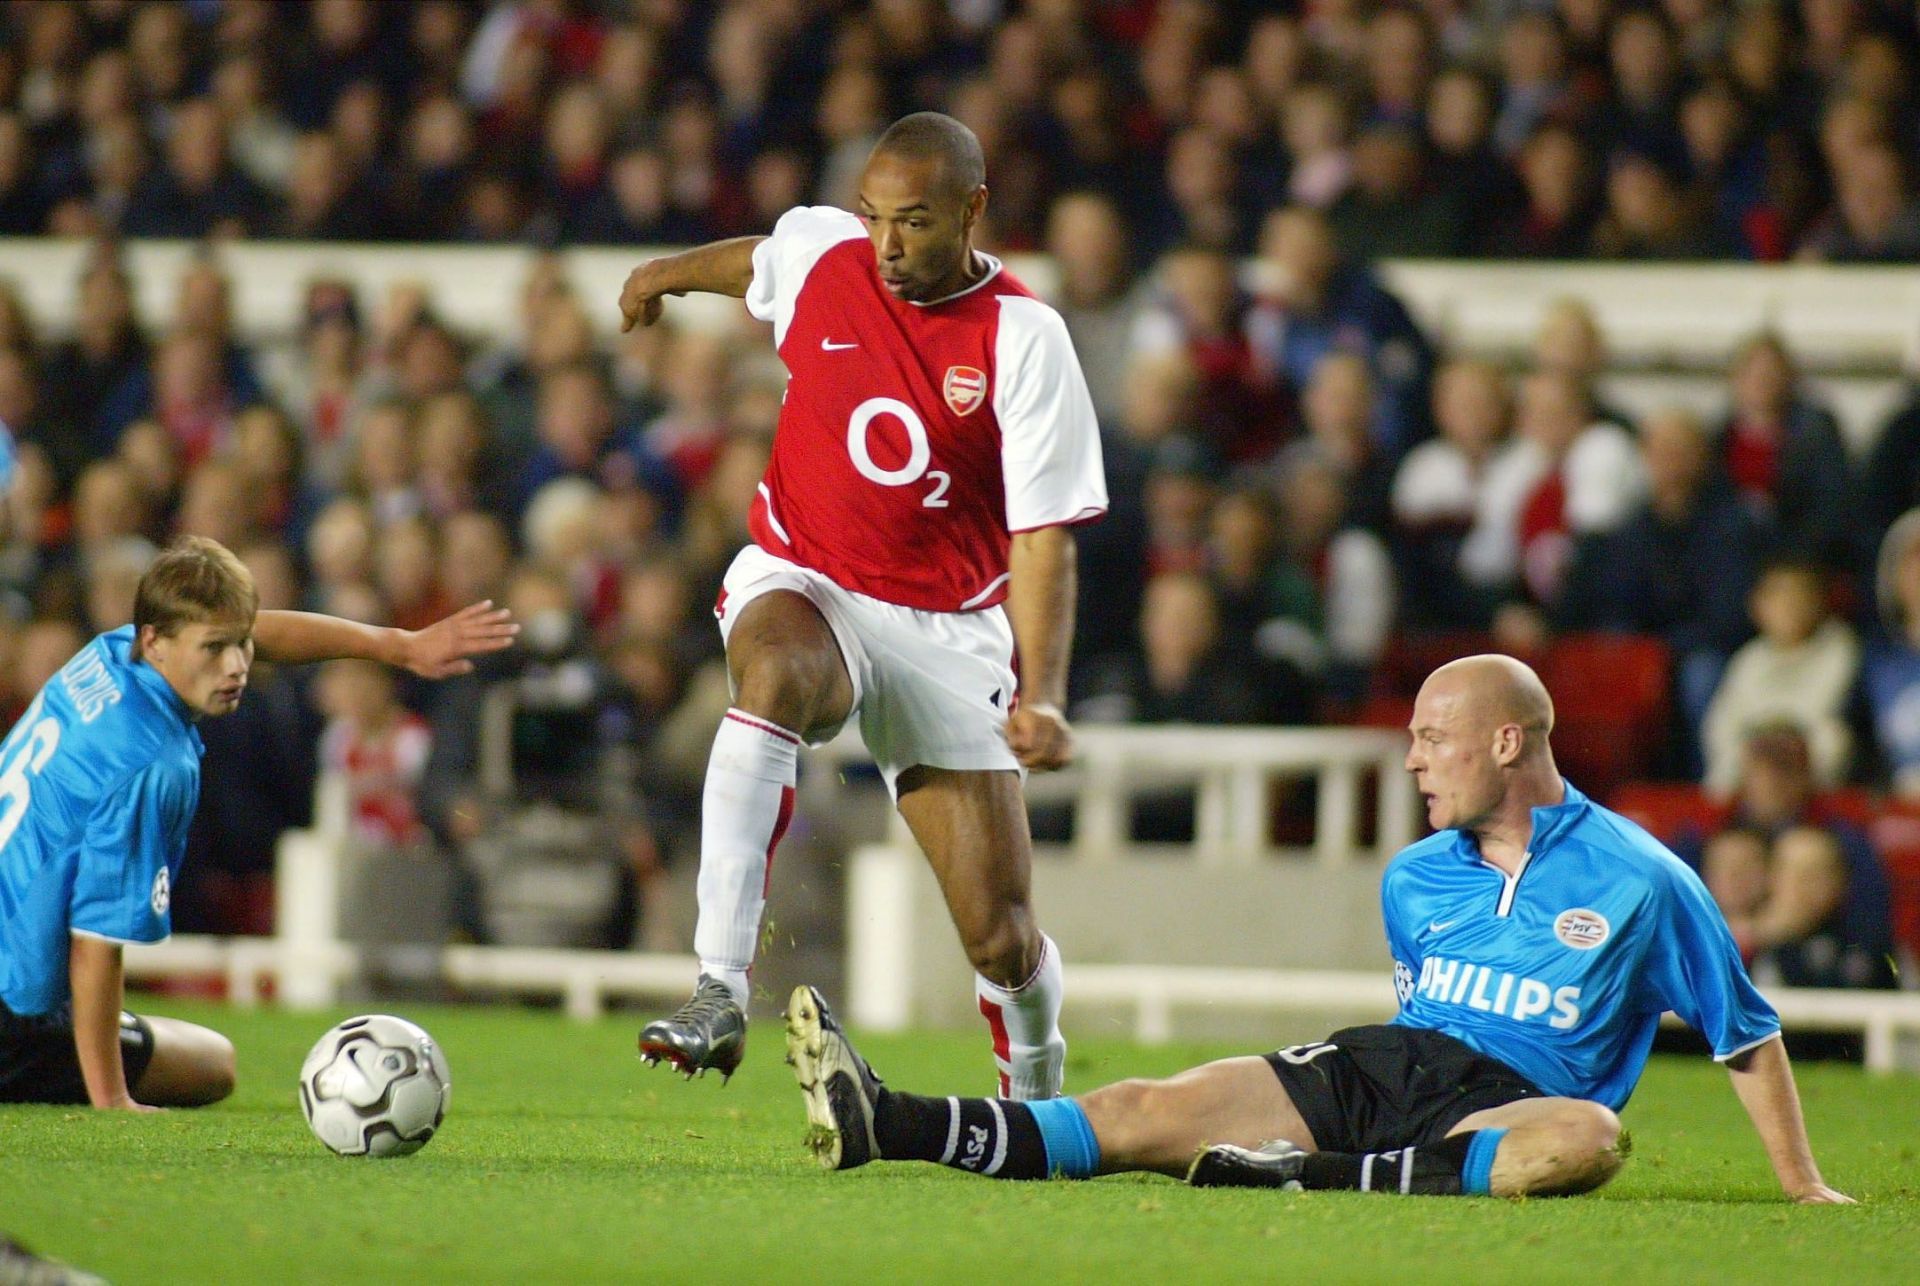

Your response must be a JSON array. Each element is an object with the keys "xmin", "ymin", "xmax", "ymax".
[{"xmin": 4, "ymin": 998, "xmax": 1917, "ymax": 1283}]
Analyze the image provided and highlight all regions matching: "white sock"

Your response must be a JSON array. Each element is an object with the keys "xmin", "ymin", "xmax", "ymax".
[
  {"xmin": 692, "ymin": 709, "xmax": 800, "ymax": 1007},
  {"xmin": 974, "ymin": 933, "xmax": 1067, "ymax": 1100}
]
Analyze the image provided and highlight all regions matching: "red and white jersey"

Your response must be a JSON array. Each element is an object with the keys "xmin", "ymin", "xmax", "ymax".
[{"xmin": 744, "ymin": 206, "xmax": 1107, "ymax": 612}]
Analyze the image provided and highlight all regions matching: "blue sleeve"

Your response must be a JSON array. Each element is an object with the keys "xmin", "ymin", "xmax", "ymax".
[
  {"xmin": 1645, "ymin": 859, "xmax": 1780, "ymax": 1060},
  {"xmin": 1381, "ymin": 865, "xmax": 1422, "ymax": 1012},
  {"xmin": 68, "ymin": 762, "xmax": 195, "ymax": 944}
]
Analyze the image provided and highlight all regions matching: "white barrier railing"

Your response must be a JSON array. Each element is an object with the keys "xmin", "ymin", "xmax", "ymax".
[
  {"xmin": 810, "ymin": 723, "xmax": 1421, "ymax": 867},
  {"xmin": 4, "ymin": 239, "xmax": 1915, "ymax": 378},
  {"xmin": 124, "ymin": 936, "xmax": 698, "ymax": 1023},
  {"xmin": 1065, "ymin": 963, "xmax": 1920, "ymax": 1075}
]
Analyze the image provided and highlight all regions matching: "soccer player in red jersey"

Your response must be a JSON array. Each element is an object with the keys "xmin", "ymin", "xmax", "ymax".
[{"xmin": 619, "ymin": 113, "xmax": 1106, "ymax": 1098}]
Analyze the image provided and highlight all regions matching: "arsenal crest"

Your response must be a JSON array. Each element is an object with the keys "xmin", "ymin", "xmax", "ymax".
[{"xmin": 943, "ymin": 365, "xmax": 987, "ymax": 416}]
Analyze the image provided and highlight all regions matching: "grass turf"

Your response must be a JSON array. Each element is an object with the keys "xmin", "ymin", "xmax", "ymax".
[{"xmin": 3, "ymin": 998, "xmax": 1917, "ymax": 1284}]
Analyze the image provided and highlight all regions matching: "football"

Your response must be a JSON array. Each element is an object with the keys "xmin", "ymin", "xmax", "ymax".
[{"xmin": 298, "ymin": 1015, "xmax": 452, "ymax": 1157}]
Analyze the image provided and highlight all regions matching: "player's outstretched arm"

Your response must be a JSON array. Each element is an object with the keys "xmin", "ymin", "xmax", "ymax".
[
  {"xmin": 1004, "ymin": 526, "xmax": 1077, "ymax": 771},
  {"xmin": 69, "ymin": 935, "xmax": 154, "ymax": 1111},
  {"xmin": 252, "ymin": 601, "xmax": 518, "ymax": 678},
  {"xmin": 1725, "ymin": 1035, "xmax": 1854, "ymax": 1203},
  {"xmin": 618, "ymin": 235, "xmax": 765, "ymax": 331}
]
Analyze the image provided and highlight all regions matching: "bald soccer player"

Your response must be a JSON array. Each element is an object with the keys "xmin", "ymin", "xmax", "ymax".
[{"xmin": 783, "ymin": 656, "xmax": 1853, "ymax": 1203}]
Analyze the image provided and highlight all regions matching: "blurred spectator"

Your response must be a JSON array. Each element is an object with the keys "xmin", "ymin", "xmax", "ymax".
[
  {"xmin": 305, "ymin": 495, "xmax": 379, "ymax": 619},
  {"xmin": 1678, "ymin": 76, "xmax": 1786, "ymax": 261},
  {"xmin": 1077, "ymin": 569, "xmax": 1307, "ymax": 728},
  {"xmin": 318, "ymin": 657, "xmax": 435, "ymax": 852},
  {"xmin": 1797, "ymin": 142, "xmax": 1920, "ymax": 263},
  {"xmin": 1866, "ymin": 510, "xmax": 1920, "ymax": 798},
  {"xmin": 1697, "ymin": 723, "xmax": 1897, "ymax": 990},
  {"xmin": 1530, "ymin": 298, "xmax": 1633, "ymax": 430},
  {"xmin": 233, "ymin": 403, "xmax": 324, "ymax": 545},
  {"xmin": 515, "ymin": 361, "xmax": 671, "ymax": 515},
  {"xmin": 1327, "ymin": 122, "xmax": 1468, "ymax": 259},
  {"xmin": 1133, "ymin": 246, "xmax": 1288, "ymax": 464},
  {"xmin": 1362, "ymin": 7, "xmax": 1434, "ymax": 127},
  {"xmin": 348, "ymin": 399, "xmax": 422, "ymax": 527},
  {"xmin": 1555, "ymin": 407, "xmax": 1764, "ymax": 761},
  {"xmin": 41, "ymin": 258, "xmax": 149, "ymax": 469},
  {"xmin": 123, "ymin": 96, "xmax": 267, "ymax": 238},
  {"xmin": 1487, "ymin": 123, "xmax": 1598, "ymax": 257},
  {"xmin": 1716, "ymin": 332, "xmax": 1853, "ymax": 566},
  {"xmin": 1467, "ymin": 369, "xmax": 1643, "ymax": 616},
  {"xmin": 1425, "ymin": 67, "xmax": 1519, "ymax": 253},
  {"xmin": 1278, "ymin": 351, "xmax": 1393, "ymax": 534},
  {"xmin": 1594, "ymin": 9, "xmax": 1687, "ymax": 173},
  {"xmin": 1702, "ymin": 559, "xmax": 1859, "ymax": 794},
  {"xmin": 641, "ymin": 332, "xmax": 732, "ymax": 494},
  {"xmin": 1047, "ymin": 191, "xmax": 1148, "ymax": 428},
  {"xmin": 264, "ymin": 278, "xmax": 367, "ymax": 486},
  {"xmin": 1140, "ymin": 435, "xmax": 1218, "ymax": 577},
  {"xmin": 1273, "ymin": 455, "xmax": 1395, "ymax": 704},
  {"xmin": 1491, "ymin": 12, "xmax": 1577, "ymax": 156},
  {"xmin": 1247, "ymin": 205, "xmax": 1435, "ymax": 459},
  {"xmin": 268, "ymin": 130, "xmax": 375, "ymax": 240},
  {"xmin": 211, "ymin": 48, "xmax": 297, "ymax": 196},
  {"xmin": 1392, "ymin": 357, "xmax": 1511, "ymax": 629},
  {"xmin": 1278, "ymin": 82, "xmax": 1354, "ymax": 211},
  {"xmin": 114, "ymin": 419, "xmax": 182, "ymax": 536},
  {"xmin": 1590, "ymin": 151, "xmax": 1726, "ymax": 259},
  {"xmin": 0, "ymin": 111, "xmax": 47, "ymax": 234},
  {"xmin": 417, "ymin": 390, "xmax": 505, "ymax": 518},
  {"xmin": 1862, "ymin": 381, "xmax": 1920, "ymax": 563}
]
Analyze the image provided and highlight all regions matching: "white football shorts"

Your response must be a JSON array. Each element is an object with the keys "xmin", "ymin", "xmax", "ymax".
[{"xmin": 716, "ymin": 544, "xmax": 1022, "ymax": 796}]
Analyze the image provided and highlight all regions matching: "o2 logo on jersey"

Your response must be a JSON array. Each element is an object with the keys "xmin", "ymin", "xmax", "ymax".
[
  {"xmin": 943, "ymin": 365, "xmax": 987, "ymax": 416},
  {"xmin": 846, "ymin": 397, "xmax": 951, "ymax": 507},
  {"xmin": 1554, "ymin": 908, "xmax": 1610, "ymax": 950}
]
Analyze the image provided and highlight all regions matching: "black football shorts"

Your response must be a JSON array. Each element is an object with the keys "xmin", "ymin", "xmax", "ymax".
[
  {"xmin": 1264, "ymin": 1023, "xmax": 1544, "ymax": 1155},
  {"xmin": 0, "ymin": 1001, "xmax": 156, "ymax": 1104}
]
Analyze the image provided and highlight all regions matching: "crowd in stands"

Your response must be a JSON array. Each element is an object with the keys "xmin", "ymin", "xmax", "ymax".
[
  {"xmin": 0, "ymin": 0, "xmax": 1915, "ymax": 986},
  {"xmin": 0, "ymin": 1, "xmax": 1916, "ymax": 262}
]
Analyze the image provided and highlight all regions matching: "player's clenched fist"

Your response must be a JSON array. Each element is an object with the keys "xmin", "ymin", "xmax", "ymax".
[
  {"xmin": 618, "ymin": 262, "xmax": 680, "ymax": 332},
  {"xmin": 1006, "ymin": 702, "xmax": 1073, "ymax": 772}
]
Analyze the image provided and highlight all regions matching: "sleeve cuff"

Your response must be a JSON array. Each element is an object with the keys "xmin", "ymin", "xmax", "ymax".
[
  {"xmin": 1008, "ymin": 506, "xmax": 1107, "ymax": 534},
  {"xmin": 70, "ymin": 926, "xmax": 165, "ymax": 947},
  {"xmin": 1713, "ymin": 1029, "xmax": 1782, "ymax": 1063}
]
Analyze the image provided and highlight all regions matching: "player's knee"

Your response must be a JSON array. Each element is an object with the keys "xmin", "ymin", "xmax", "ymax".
[
  {"xmin": 189, "ymin": 1031, "xmax": 238, "ymax": 1105},
  {"xmin": 1546, "ymin": 1101, "xmax": 1624, "ymax": 1194},
  {"xmin": 734, "ymin": 641, "xmax": 837, "ymax": 731},
  {"xmin": 962, "ymin": 912, "xmax": 1038, "ymax": 986},
  {"xmin": 1079, "ymin": 1078, "xmax": 1160, "ymax": 1155}
]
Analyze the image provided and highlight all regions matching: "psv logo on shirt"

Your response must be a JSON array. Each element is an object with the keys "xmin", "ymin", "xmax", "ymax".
[{"xmin": 943, "ymin": 365, "xmax": 987, "ymax": 416}]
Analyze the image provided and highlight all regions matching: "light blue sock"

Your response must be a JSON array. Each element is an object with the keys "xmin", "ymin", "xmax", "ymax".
[
  {"xmin": 1462, "ymin": 1127, "xmax": 1508, "ymax": 1196},
  {"xmin": 1025, "ymin": 1097, "xmax": 1100, "ymax": 1179}
]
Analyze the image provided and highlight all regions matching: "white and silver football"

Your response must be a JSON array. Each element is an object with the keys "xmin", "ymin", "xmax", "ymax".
[{"xmin": 298, "ymin": 1014, "xmax": 451, "ymax": 1158}]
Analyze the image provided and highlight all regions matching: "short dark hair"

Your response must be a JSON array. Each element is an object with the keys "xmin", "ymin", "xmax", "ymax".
[{"xmin": 871, "ymin": 112, "xmax": 986, "ymax": 195}]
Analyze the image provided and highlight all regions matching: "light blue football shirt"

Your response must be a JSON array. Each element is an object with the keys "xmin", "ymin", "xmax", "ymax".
[
  {"xmin": 1384, "ymin": 781, "xmax": 1780, "ymax": 1109},
  {"xmin": 0, "ymin": 626, "xmax": 203, "ymax": 1016}
]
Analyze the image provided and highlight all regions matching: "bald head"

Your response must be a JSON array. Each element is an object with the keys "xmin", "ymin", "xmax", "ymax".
[
  {"xmin": 1407, "ymin": 653, "xmax": 1561, "ymax": 837},
  {"xmin": 1425, "ymin": 654, "xmax": 1555, "ymax": 740},
  {"xmin": 871, "ymin": 111, "xmax": 986, "ymax": 199}
]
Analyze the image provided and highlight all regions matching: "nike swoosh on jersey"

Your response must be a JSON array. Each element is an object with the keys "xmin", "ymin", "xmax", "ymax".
[
  {"xmin": 821, "ymin": 338, "xmax": 857, "ymax": 351},
  {"xmin": 1428, "ymin": 920, "xmax": 1457, "ymax": 933}
]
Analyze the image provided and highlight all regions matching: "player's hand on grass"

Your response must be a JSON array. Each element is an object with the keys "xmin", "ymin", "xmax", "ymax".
[
  {"xmin": 1006, "ymin": 702, "xmax": 1073, "ymax": 772},
  {"xmin": 619, "ymin": 263, "xmax": 685, "ymax": 332},
  {"xmin": 1790, "ymin": 1183, "xmax": 1856, "ymax": 1205},
  {"xmin": 97, "ymin": 1094, "xmax": 162, "ymax": 1113},
  {"xmin": 399, "ymin": 601, "xmax": 520, "ymax": 678}
]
